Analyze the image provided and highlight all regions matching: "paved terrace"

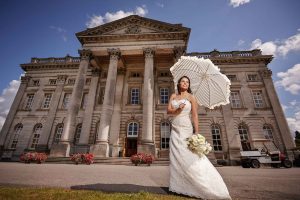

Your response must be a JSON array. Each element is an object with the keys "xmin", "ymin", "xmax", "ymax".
[{"xmin": 0, "ymin": 162, "xmax": 299, "ymax": 200}]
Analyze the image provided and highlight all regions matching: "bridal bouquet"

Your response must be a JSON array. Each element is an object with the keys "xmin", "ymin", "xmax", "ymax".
[{"xmin": 186, "ymin": 134, "xmax": 213, "ymax": 157}]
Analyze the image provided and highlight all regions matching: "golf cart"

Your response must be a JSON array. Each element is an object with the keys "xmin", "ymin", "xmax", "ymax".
[{"xmin": 240, "ymin": 139, "xmax": 292, "ymax": 168}]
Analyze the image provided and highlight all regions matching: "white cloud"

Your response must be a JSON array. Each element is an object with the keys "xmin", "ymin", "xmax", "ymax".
[
  {"xmin": 250, "ymin": 39, "xmax": 277, "ymax": 56},
  {"xmin": 86, "ymin": 6, "xmax": 148, "ymax": 28},
  {"xmin": 50, "ymin": 26, "xmax": 67, "ymax": 42},
  {"xmin": 250, "ymin": 31, "xmax": 300, "ymax": 57},
  {"xmin": 156, "ymin": 2, "xmax": 164, "ymax": 8},
  {"xmin": 238, "ymin": 39, "xmax": 245, "ymax": 46},
  {"xmin": 276, "ymin": 64, "xmax": 300, "ymax": 95},
  {"xmin": 282, "ymin": 100, "xmax": 300, "ymax": 137},
  {"xmin": 0, "ymin": 79, "xmax": 20, "ymax": 131},
  {"xmin": 229, "ymin": 0, "xmax": 251, "ymax": 8}
]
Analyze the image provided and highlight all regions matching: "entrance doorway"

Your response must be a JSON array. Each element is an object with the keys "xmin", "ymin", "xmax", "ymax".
[{"xmin": 126, "ymin": 138, "xmax": 137, "ymax": 157}]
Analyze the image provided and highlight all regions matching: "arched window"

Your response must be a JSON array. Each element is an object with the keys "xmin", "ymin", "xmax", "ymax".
[
  {"xmin": 54, "ymin": 124, "xmax": 64, "ymax": 144},
  {"xmin": 211, "ymin": 124, "xmax": 222, "ymax": 151},
  {"xmin": 238, "ymin": 123, "xmax": 250, "ymax": 151},
  {"xmin": 11, "ymin": 123, "xmax": 23, "ymax": 149},
  {"xmin": 161, "ymin": 122, "xmax": 171, "ymax": 149},
  {"xmin": 30, "ymin": 124, "xmax": 42, "ymax": 149},
  {"xmin": 74, "ymin": 124, "xmax": 82, "ymax": 144},
  {"xmin": 263, "ymin": 125, "xmax": 273, "ymax": 140},
  {"xmin": 127, "ymin": 122, "xmax": 138, "ymax": 137}
]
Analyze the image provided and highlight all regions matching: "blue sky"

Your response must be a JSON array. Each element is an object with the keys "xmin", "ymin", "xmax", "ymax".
[{"xmin": 0, "ymin": 0, "xmax": 299, "ymax": 136}]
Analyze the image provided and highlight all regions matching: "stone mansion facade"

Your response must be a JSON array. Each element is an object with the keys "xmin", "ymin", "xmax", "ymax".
[{"xmin": 0, "ymin": 15, "xmax": 295, "ymax": 164}]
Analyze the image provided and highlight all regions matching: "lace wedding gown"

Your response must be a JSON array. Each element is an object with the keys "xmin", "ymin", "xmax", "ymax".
[{"xmin": 169, "ymin": 99, "xmax": 231, "ymax": 200}]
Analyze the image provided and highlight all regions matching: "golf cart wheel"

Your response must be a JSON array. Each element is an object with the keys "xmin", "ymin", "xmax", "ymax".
[
  {"xmin": 251, "ymin": 159, "xmax": 260, "ymax": 168},
  {"xmin": 282, "ymin": 160, "xmax": 292, "ymax": 168}
]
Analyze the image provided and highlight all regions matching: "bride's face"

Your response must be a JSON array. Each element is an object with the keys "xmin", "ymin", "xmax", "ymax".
[{"xmin": 179, "ymin": 77, "xmax": 189, "ymax": 90}]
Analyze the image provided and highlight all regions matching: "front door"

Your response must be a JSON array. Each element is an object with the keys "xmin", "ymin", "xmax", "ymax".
[{"xmin": 126, "ymin": 138, "xmax": 137, "ymax": 157}]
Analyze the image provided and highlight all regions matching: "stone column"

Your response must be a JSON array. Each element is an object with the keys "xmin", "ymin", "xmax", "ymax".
[
  {"xmin": 50, "ymin": 49, "xmax": 91, "ymax": 157},
  {"xmin": 90, "ymin": 48, "xmax": 120, "ymax": 157},
  {"xmin": 260, "ymin": 69, "xmax": 295, "ymax": 157},
  {"xmin": 79, "ymin": 69, "xmax": 100, "ymax": 146},
  {"xmin": 109, "ymin": 69, "xmax": 125, "ymax": 157},
  {"xmin": 0, "ymin": 76, "xmax": 30, "ymax": 154},
  {"xmin": 222, "ymin": 104, "xmax": 242, "ymax": 165},
  {"xmin": 36, "ymin": 75, "xmax": 67, "ymax": 153},
  {"xmin": 138, "ymin": 48, "xmax": 155, "ymax": 155}
]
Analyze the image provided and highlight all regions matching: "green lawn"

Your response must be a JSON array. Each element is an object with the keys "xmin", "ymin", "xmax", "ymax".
[{"xmin": 0, "ymin": 186, "xmax": 191, "ymax": 200}]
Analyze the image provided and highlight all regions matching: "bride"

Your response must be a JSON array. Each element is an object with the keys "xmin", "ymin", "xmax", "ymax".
[{"xmin": 167, "ymin": 76, "xmax": 232, "ymax": 200}]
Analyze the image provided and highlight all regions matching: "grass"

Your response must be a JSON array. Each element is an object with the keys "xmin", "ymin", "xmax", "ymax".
[{"xmin": 0, "ymin": 186, "xmax": 191, "ymax": 200}]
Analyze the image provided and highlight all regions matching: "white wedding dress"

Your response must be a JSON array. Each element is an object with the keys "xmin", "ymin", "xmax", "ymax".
[{"xmin": 169, "ymin": 99, "xmax": 231, "ymax": 200}]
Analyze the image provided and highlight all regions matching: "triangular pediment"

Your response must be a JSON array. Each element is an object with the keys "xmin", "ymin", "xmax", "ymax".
[{"xmin": 76, "ymin": 15, "xmax": 190, "ymax": 44}]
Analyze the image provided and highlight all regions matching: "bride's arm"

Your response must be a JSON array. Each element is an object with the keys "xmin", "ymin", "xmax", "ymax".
[{"xmin": 190, "ymin": 95, "xmax": 199, "ymax": 134}]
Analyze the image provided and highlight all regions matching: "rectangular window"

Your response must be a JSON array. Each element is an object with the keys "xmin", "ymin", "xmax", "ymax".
[
  {"xmin": 42, "ymin": 93, "xmax": 52, "ymax": 109},
  {"xmin": 248, "ymin": 74, "xmax": 258, "ymax": 81},
  {"xmin": 81, "ymin": 93, "xmax": 88, "ymax": 109},
  {"xmin": 159, "ymin": 71, "xmax": 170, "ymax": 77},
  {"xmin": 227, "ymin": 75, "xmax": 237, "ymax": 82},
  {"xmin": 131, "ymin": 72, "xmax": 141, "ymax": 77},
  {"xmin": 85, "ymin": 78, "xmax": 91, "ymax": 85},
  {"xmin": 33, "ymin": 80, "xmax": 40, "ymax": 86},
  {"xmin": 160, "ymin": 88, "xmax": 169, "ymax": 104},
  {"xmin": 230, "ymin": 92, "xmax": 241, "ymax": 108},
  {"xmin": 49, "ymin": 79, "xmax": 57, "ymax": 85},
  {"xmin": 161, "ymin": 123, "xmax": 171, "ymax": 149},
  {"xmin": 11, "ymin": 134, "xmax": 19, "ymax": 149},
  {"xmin": 67, "ymin": 79, "xmax": 75, "ymax": 85},
  {"xmin": 25, "ymin": 94, "xmax": 34, "ymax": 110},
  {"xmin": 30, "ymin": 133, "xmax": 40, "ymax": 149},
  {"xmin": 62, "ymin": 93, "xmax": 71, "ymax": 109},
  {"xmin": 130, "ymin": 88, "xmax": 140, "ymax": 104},
  {"xmin": 252, "ymin": 90, "xmax": 264, "ymax": 108}
]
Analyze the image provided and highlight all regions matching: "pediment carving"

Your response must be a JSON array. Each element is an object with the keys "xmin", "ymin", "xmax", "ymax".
[{"xmin": 76, "ymin": 15, "xmax": 190, "ymax": 44}]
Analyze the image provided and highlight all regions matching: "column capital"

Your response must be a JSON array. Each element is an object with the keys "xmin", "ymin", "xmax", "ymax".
[
  {"xmin": 92, "ymin": 68, "xmax": 101, "ymax": 76},
  {"xmin": 78, "ymin": 49, "xmax": 92, "ymax": 60},
  {"xmin": 108, "ymin": 48, "xmax": 121, "ymax": 60},
  {"xmin": 260, "ymin": 69, "xmax": 272, "ymax": 79},
  {"xmin": 143, "ymin": 48, "xmax": 155, "ymax": 58},
  {"xmin": 57, "ymin": 75, "xmax": 68, "ymax": 84},
  {"xmin": 20, "ymin": 76, "xmax": 31, "ymax": 84},
  {"xmin": 173, "ymin": 46, "xmax": 186, "ymax": 61}
]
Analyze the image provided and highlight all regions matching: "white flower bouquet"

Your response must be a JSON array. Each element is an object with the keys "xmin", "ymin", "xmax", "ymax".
[{"xmin": 186, "ymin": 134, "xmax": 213, "ymax": 157}]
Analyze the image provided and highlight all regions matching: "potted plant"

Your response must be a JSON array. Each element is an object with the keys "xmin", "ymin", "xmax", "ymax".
[
  {"xmin": 82, "ymin": 153, "xmax": 94, "ymax": 165},
  {"xmin": 35, "ymin": 153, "xmax": 47, "ymax": 164},
  {"xmin": 20, "ymin": 152, "xmax": 47, "ymax": 164},
  {"xmin": 70, "ymin": 153, "xmax": 82, "ymax": 165},
  {"xmin": 70, "ymin": 153, "xmax": 94, "ymax": 165}
]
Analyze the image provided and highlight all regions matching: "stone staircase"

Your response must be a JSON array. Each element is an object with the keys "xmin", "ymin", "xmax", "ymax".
[
  {"xmin": 46, "ymin": 157, "xmax": 224, "ymax": 166},
  {"xmin": 46, "ymin": 157, "xmax": 170, "ymax": 166}
]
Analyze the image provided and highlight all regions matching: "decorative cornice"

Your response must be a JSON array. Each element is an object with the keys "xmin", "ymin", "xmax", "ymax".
[
  {"xmin": 20, "ymin": 76, "xmax": 31, "ymax": 84},
  {"xmin": 260, "ymin": 69, "xmax": 272, "ymax": 78},
  {"xmin": 143, "ymin": 47, "xmax": 155, "ymax": 58},
  {"xmin": 108, "ymin": 48, "xmax": 121, "ymax": 60}
]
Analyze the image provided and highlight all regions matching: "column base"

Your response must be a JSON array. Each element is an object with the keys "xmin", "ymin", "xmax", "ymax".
[
  {"xmin": 90, "ymin": 143, "xmax": 109, "ymax": 157},
  {"xmin": 50, "ymin": 143, "xmax": 70, "ymax": 157},
  {"xmin": 111, "ymin": 145, "xmax": 121, "ymax": 157},
  {"xmin": 138, "ymin": 143, "xmax": 156, "ymax": 156}
]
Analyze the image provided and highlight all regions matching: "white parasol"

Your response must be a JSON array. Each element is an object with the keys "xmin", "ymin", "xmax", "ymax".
[{"xmin": 170, "ymin": 56, "xmax": 231, "ymax": 109}]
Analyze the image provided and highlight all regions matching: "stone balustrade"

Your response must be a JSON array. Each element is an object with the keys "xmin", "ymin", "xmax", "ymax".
[{"xmin": 30, "ymin": 55, "xmax": 81, "ymax": 64}]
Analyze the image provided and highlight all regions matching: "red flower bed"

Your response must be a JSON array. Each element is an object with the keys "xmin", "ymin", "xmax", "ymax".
[
  {"xmin": 70, "ymin": 153, "xmax": 94, "ymax": 165},
  {"xmin": 20, "ymin": 152, "xmax": 47, "ymax": 164},
  {"xmin": 130, "ymin": 153, "xmax": 154, "ymax": 166}
]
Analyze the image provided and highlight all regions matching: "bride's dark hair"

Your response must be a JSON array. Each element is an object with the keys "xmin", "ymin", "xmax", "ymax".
[{"xmin": 177, "ymin": 76, "xmax": 192, "ymax": 94}]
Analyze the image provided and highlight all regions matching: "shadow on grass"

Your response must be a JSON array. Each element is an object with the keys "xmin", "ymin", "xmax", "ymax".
[{"xmin": 71, "ymin": 183, "xmax": 193, "ymax": 198}]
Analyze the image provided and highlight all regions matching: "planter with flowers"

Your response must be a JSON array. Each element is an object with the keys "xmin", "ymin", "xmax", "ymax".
[
  {"xmin": 70, "ymin": 153, "xmax": 94, "ymax": 165},
  {"xmin": 20, "ymin": 152, "xmax": 47, "ymax": 164},
  {"xmin": 130, "ymin": 153, "xmax": 154, "ymax": 166}
]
